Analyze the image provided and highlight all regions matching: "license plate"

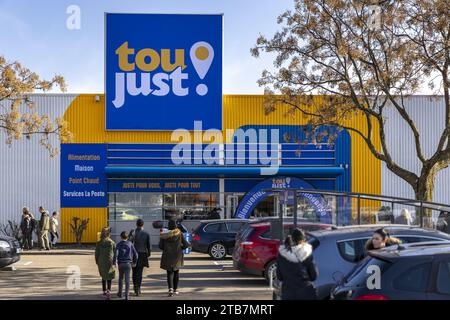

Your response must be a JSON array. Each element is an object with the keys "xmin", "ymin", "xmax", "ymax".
[{"xmin": 16, "ymin": 248, "xmax": 21, "ymax": 254}]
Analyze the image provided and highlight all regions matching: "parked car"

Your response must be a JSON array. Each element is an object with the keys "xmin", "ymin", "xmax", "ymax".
[
  {"xmin": 331, "ymin": 241, "xmax": 450, "ymax": 300},
  {"xmin": 271, "ymin": 224, "xmax": 450, "ymax": 299},
  {"xmin": 191, "ymin": 219, "xmax": 249, "ymax": 260},
  {"xmin": 232, "ymin": 221, "xmax": 333, "ymax": 282},
  {"xmin": 0, "ymin": 235, "xmax": 21, "ymax": 268}
]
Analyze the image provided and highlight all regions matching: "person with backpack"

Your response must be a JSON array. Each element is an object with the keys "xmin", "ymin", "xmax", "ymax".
[
  {"xmin": 276, "ymin": 228, "xmax": 318, "ymax": 300},
  {"xmin": 114, "ymin": 231, "xmax": 138, "ymax": 300},
  {"xmin": 128, "ymin": 219, "xmax": 151, "ymax": 296},
  {"xmin": 20, "ymin": 207, "xmax": 33, "ymax": 250}
]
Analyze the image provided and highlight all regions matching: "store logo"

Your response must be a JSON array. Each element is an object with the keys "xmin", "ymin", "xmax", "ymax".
[
  {"xmin": 112, "ymin": 41, "xmax": 214, "ymax": 109},
  {"xmin": 171, "ymin": 121, "xmax": 280, "ymax": 175}
]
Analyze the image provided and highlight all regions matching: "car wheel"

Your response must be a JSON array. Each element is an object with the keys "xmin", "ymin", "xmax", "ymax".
[
  {"xmin": 208, "ymin": 242, "xmax": 227, "ymax": 260},
  {"xmin": 265, "ymin": 260, "xmax": 277, "ymax": 284}
]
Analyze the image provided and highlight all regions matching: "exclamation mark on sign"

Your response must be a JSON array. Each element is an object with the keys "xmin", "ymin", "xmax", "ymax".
[{"xmin": 190, "ymin": 41, "xmax": 214, "ymax": 96}]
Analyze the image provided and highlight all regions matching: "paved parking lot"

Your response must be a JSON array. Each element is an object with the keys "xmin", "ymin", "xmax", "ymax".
[{"xmin": 0, "ymin": 248, "xmax": 271, "ymax": 300}]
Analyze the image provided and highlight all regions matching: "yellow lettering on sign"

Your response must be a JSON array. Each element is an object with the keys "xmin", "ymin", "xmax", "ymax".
[
  {"xmin": 116, "ymin": 42, "xmax": 135, "ymax": 72},
  {"xmin": 122, "ymin": 183, "xmax": 135, "ymax": 189}
]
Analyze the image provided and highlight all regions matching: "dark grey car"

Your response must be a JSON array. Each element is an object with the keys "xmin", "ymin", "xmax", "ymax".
[
  {"xmin": 273, "ymin": 224, "xmax": 450, "ymax": 299},
  {"xmin": 0, "ymin": 235, "xmax": 21, "ymax": 268}
]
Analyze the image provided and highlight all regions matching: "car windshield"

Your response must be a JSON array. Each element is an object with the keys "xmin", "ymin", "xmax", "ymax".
[
  {"xmin": 344, "ymin": 256, "xmax": 391, "ymax": 287},
  {"xmin": 237, "ymin": 225, "xmax": 255, "ymax": 241}
]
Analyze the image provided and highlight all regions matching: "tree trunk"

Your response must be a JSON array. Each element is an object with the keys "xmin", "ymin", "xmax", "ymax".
[{"xmin": 414, "ymin": 172, "xmax": 435, "ymax": 228}]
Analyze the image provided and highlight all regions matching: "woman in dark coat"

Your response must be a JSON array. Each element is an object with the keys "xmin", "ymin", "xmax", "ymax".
[
  {"xmin": 276, "ymin": 228, "xmax": 318, "ymax": 300},
  {"xmin": 159, "ymin": 220, "xmax": 191, "ymax": 297}
]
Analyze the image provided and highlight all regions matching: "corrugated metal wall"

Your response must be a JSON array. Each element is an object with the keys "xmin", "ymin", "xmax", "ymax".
[
  {"xmin": 382, "ymin": 96, "xmax": 450, "ymax": 204},
  {"xmin": 0, "ymin": 94, "xmax": 76, "ymax": 229},
  {"xmin": 60, "ymin": 208, "xmax": 107, "ymax": 243}
]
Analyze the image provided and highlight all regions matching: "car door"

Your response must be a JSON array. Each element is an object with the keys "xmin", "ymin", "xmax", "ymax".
[
  {"xmin": 427, "ymin": 255, "xmax": 450, "ymax": 300},
  {"xmin": 383, "ymin": 260, "xmax": 433, "ymax": 299},
  {"xmin": 204, "ymin": 222, "xmax": 228, "ymax": 246}
]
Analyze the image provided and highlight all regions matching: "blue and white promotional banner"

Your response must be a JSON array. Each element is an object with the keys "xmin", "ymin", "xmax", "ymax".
[
  {"xmin": 60, "ymin": 144, "xmax": 108, "ymax": 208},
  {"xmin": 235, "ymin": 176, "xmax": 332, "ymax": 223},
  {"xmin": 105, "ymin": 13, "xmax": 223, "ymax": 130}
]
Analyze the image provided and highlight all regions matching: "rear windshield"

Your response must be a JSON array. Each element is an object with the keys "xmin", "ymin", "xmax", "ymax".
[
  {"xmin": 344, "ymin": 256, "xmax": 391, "ymax": 287},
  {"xmin": 237, "ymin": 225, "xmax": 256, "ymax": 241}
]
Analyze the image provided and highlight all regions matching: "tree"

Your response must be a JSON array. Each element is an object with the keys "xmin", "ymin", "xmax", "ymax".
[
  {"xmin": 0, "ymin": 55, "xmax": 73, "ymax": 156},
  {"xmin": 251, "ymin": 0, "xmax": 450, "ymax": 205},
  {"xmin": 69, "ymin": 216, "xmax": 90, "ymax": 245}
]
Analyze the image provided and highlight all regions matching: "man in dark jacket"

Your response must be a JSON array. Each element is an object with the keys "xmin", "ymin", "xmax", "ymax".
[
  {"xmin": 129, "ymin": 219, "xmax": 151, "ymax": 296},
  {"xmin": 114, "ymin": 231, "xmax": 138, "ymax": 300},
  {"xmin": 276, "ymin": 228, "xmax": 318, "ymax": 300}
]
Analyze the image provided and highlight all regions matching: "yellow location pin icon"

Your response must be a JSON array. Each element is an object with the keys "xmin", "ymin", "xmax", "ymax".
[{"xmin": 190, "ymin": 41, "xmax": 214, "ymax": 96}]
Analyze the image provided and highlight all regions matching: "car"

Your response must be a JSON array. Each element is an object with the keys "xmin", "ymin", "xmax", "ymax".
[
  {"xmin": 191, "ymin": 219, "xmax": 249, "ymax": 260},
  {"xmin": 331, "ymin": 241, "xmax": 450, "ymax": 300},
  {"xmin": 232, "ymin": 220, "xmax": 333, "ymax": 282},
  {"xmin": 272, "ymin": 224, "xmax": 450, "ymax": 299},
  {"xmin": 0, "ymin": 235, "xmax": 21, "ymax": 268}
]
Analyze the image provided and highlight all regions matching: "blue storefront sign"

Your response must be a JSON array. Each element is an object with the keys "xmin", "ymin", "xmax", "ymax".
[
  {"xmin": 108, "ymin": 179, "xmax": 219, "ymax": 193},
  {"xmin": 60, "ymin": 144, "xmax": 108, "ymax": 208},
  {"xmin": 105, "ymin": 13, "xmax": 223, "ymax": 130},
  {"xmin": 235, "ymin": 176, "xmax": 332, "ymax": 223}
]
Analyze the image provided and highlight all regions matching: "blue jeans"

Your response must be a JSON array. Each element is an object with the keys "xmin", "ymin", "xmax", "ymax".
[{"xmin": 118, "ymin": 263, "xmax": 132, "ymax": 297}]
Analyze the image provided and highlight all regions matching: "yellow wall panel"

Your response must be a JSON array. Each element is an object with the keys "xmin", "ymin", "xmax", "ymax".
[{"xmin": 60, "ymin": 208, "xmax": 107, "ymax": 243}]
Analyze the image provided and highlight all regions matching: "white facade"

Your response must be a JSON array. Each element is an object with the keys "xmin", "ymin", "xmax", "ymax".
[
  {"xmin": 381, "ymin": 96, "xmax": 450, "ymax": 204},
  {"xmin": 0, "ymin": 95, "xmax": 75, "ymax": 225}
]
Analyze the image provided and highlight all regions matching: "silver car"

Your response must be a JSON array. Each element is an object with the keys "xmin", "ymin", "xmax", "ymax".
[{"xmin": 273, "ymin": 224, "xmax": 450, "ymax": 300}]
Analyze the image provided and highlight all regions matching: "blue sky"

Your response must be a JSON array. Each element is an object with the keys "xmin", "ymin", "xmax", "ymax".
[{"xmin": 0, "ymin": 0, "xmax": 293, "ymax": 94}]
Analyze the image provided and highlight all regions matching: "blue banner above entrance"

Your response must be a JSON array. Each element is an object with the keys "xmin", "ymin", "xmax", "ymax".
[
  {"xmin": 108, "ymin": 179, "xmax": 219, "ymax": 193},
  {"xmin": 235, "ymin": 176, "xmax": 332, "ymax": 223}
]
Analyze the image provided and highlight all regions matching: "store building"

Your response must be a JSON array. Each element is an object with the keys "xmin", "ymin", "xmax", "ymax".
[{"xmin": 0, "ymin": 14, "xmax": 449, "ymax": 243}]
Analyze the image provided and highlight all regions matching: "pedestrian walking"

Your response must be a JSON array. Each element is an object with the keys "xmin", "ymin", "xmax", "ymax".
[
  {"xmin": 20, "ymin": 207, "xmax": 33, "ymax": 250},
  {"xmin": 38, "ymin": 207, "xmax": 50, "ymax": 251},
  {"xmin": 394, "ymin": 208, "xmax": 414, "ymax": 225},
  {"xmin": 49, "ymin": 211, "xmax": 59, "ymax": 247},
  {"xmin": 129, "ymin": 219, "xmax": 151, "ymax": 296},
  {"xmin": 95, "ymin": 227, "xmax": 116, "ymax": 300},
  {"xmin": 159, "ymin": 219, "xmax": 191, "ymax": 297},
  {"xmin": 437, "ymin": 211, "xmax": 450, "ymax": 234},
  {"xmin": 29, "ymin": 211, "xmax": 38, "ymax": 249},
  {"xmin": 114, "ymin": 231, "xmax": 138, "ymax": 300},
  {"xmin": 276, "ymin": 228, "xmax": 318, "ymax": 300}
]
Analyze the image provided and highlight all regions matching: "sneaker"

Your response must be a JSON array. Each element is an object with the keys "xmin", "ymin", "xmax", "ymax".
[
  {"xmin": 105, "ymin": 290, "xmax": 111, "ymax": 300},
  {"xmin": 174, "ymin": 290, "xmax": 180, "ymax": 295},
  {"xmin": 117, "ymin": 292, "xmax": 122, "ymax": 298},
  {"xmin": 168, "ymin": 289, "xmax": 174, "ymax": 297}
]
